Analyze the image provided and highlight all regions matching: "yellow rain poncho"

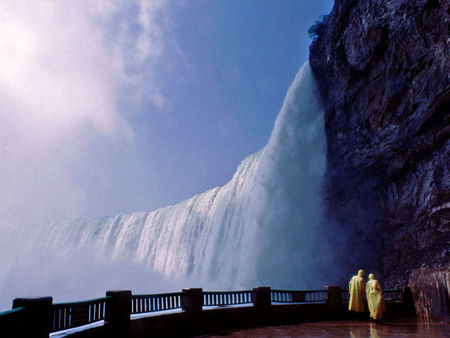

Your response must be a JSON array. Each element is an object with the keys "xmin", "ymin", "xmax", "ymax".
[
  {"xmin": 348, "ymin": 270, "xmax": 365, "ymax": 312},
  {"xmin": 366, "ymin": 274, "xmax": 386, "ymax": 320}
]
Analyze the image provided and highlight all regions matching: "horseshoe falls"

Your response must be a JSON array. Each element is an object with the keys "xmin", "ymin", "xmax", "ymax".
[{"xmin": 26, "ymin": 62, "xmax": 326, "ymax": 300}]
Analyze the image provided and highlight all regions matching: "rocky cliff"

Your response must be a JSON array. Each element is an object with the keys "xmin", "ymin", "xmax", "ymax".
[
  {"xmin": 309, "ymin": 0, "xmax": 449, "ymax": 288},
  {"xmin": 409, "ymin": 268, "xmax": 449, "ymax": 321}
]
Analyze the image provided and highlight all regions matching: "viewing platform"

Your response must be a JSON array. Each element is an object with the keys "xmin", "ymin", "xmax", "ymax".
[{"xmin": 0, "ymin": 285, "xmax": 419, "ymax": 337}]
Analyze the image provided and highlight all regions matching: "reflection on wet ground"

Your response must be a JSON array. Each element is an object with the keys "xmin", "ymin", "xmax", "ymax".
[{"xmin": 206, "ymin": 319, "xmax": 450, "ymax": 337}]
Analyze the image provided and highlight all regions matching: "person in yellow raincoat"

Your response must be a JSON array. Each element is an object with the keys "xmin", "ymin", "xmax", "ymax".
[
  {"xmin": 348, "ymin": 269, "xmax": 365, "ymax": 312},
  {"xmin": 366, "ymin": 273, "xmax": 386, "ymax": 320}
]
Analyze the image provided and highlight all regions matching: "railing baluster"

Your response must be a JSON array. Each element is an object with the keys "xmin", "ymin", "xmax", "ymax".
[{"xmin": 130, "ymin": 292, "xmax": 184, "ymax": 313}]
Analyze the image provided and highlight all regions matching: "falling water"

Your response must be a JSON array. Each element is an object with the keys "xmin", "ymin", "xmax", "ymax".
[{"xmin": 7, "ymin": 62, "xmax": 326, "ymax": 306}]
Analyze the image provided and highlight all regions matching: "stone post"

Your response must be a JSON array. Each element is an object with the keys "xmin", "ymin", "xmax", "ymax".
[
  {"xmin": 326, "ymin": 285, "xmax": 342, "ymax": 311},
  {"xmin": 252, "ymin": 287, "xmax": 271, "ymax": 324},
  {"xmin": 105, "ymin": 290, "xmax": 132, "ymax": 338},
  {"xmin": 181, "ymin": 288, "xmax": 203, "ymax": 313},
  {"xmin": 252, "ymin": 287, "xmax": 271, "ymax": 309},
  {"xmin": 12, "ymin": 296, "xmax": 53, "ymax": 338},
  {"xmin": 326, "ymin": 285, "xmax": 343, "ymax": 319},
  {"xmin": 402, "ymin": 286, "xmax": 416, "ymax": 316}
]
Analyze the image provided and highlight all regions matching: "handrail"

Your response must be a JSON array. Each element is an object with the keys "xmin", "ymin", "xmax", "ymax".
[
  {"xmin": 0, "ymin": 286, "xmax": 409, "ymax": 336},
  {"xmin": 271, "ymin": 289, "xmax": 327, "ymax": 303},
  {"xmin": 132, "ymin": 292, "xmax": 182, "ymax": 314},
  {"xmin": 51, "ymin": 296, "xmax": 110, "ymax": 332},
  {"xmin": 0, "ymin": 306, "xmax": 25, "ymax": 318},
  {"xmin": 203, "ymin": 290, "xmax": 254, "ymax": 307},
  {"xmin": 340, "ymin": 289, "xmax": 402, "ymax": 302}
]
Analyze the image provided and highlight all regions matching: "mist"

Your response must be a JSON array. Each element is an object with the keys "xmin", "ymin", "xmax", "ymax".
[
  {"xmin": 6, "ymin": 63, "xmax": 331, "ymax": 312},
  {"xmin": 0, "ymin": 0, "xmax": 174, "ymax": 310},
  {"xmin": 0, "ymin": 0, "xmax": 336, "ymax": 311}
]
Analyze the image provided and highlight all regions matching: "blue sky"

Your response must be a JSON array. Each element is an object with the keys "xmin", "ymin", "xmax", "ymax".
[{"xmin": 0, "ymin": 0, "xmax": 334, "ymax": 228}]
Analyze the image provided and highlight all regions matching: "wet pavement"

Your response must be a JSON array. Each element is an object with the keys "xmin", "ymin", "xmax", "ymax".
[{"xmin": 205, "ymin": 319, "xmax": 450, "ymax": 337}]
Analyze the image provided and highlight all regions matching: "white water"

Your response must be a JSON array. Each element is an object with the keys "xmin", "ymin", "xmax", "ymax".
[{"xmin": 4, "ymin": 62, "xmax": 326, "ymax": 307}]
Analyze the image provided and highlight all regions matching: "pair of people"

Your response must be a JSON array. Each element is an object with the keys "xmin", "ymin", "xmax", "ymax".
[{"xmin": 348, "ymin": 269, "xmax": 386, "ymax": 320}]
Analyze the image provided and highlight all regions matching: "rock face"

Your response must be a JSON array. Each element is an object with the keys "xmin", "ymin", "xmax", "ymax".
[
  {"xmin": 409, "ymin": 268, "xmax": 449, "ymax": 321},
  {"xmin": 309, "ymin": 0, "xmax": 449, "ymax": 288}
]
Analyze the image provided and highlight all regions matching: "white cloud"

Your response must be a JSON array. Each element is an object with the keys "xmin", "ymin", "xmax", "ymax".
[
  {"xmin": 0, "ymin": 0, "xmax": 175, "ymax": 231},
  {"xmin": 0, "ymin": 1, "xmax": 126, "ymax": 135}
]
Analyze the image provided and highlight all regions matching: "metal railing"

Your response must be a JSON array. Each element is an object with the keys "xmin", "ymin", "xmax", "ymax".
[
  {"xmin": 271, "ymin": 289, "xmax": 327, "ymax": 303},
  {"xmin": 0, "ymin": 286, "xmax": 410, "ymax": 336},
  {"xmin": 340, "ymin": 289, "xmax": 403, "ymax": 302},
  {"xmin": 341, "ymin": 289, "xmax": 350, "ymax": 302},
  {"xmin": 203, "ymin": 290, "xmax": 253, "ymax": 307},
  {"xmin": 383, "ymin": 289, "xmax": 402, "ymax": 302},
  {"xmin": 52, "ymin": 297, "xmax": 109, "ymax": 332},
  {"xmin": 132, "ymin": 292, "xmax": 182, "ymax": 314}
]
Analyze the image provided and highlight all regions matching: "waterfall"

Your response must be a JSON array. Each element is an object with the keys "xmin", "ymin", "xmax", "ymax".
[{"xmin": 7, "ymin": 62, "xmax": 325, "ymax": 306}]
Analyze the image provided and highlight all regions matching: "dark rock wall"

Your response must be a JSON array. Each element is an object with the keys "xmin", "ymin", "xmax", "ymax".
[
  {"xmin": 309, "ymin": 0, "xmax": 449, "ymax": 287},
  {"xmin": 409, "ymin": 268, "xmax": 449, "ymax": 321}
]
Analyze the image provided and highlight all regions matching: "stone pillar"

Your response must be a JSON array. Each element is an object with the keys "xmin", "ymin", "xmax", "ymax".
[
  {"xmin": 105, "ymin": 290, "xmax": 132, "ymax": 338},
  {"xmin": 252, "ymin": 287, "xmax": 271, "ymax": 309},
  {"xmin": 326, "ymin": 285, "xmax": 342, "ymax": 311},
  {"xmin": 181, "ymin": 288, "xmax": 203, "ymax": 313},
  {"xmin": 402, "ymin": 286, "xmax": 416, "ymax": 316},
  {"xmin": 326, "ymin": 285, "xmax": 343, "ymax": 319},
  {"xmin": 252, "ymin": 287, "xmax": 271, "ymax": 324},
  {"xmin": 12, "ymin": 296, "xmax": 53, "ymax": 338}
]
